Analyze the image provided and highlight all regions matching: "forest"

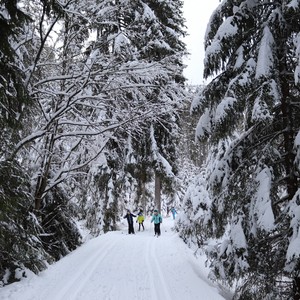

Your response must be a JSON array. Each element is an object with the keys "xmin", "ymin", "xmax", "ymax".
[{"xmin": 1, "ymin": 1, "xmax": 300, "ymax": 300}]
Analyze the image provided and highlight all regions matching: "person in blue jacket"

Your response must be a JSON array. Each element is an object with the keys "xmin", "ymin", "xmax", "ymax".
[
  {"xmin": 170, "ymin": 207, "xmax": 177, "ymax": 220},
  {"xmin": 151, "ymin": 209, "xmax": 162, "ymax": 237},
  {"xmin": 124, "ymin": 210, "xmax": 136, "ymax": 234}
]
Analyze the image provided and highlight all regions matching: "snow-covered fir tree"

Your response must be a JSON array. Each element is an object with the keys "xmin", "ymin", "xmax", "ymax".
[
  {"xmin": 0, "ymin": 0, "xmax": 31, "ymax": 157},
  {"xmin": 125, "ymin": 0, "xmax": 188, "ymax": 214},
  {"xmin": 0, "ymin": 0, "xmax": 55, "ymax": 285},
  {"xmin": 178, "ymin": 1, "xmax": 300, "ymax": 299},
  {"xmin": 79, "ymin": 0, "xmax": 188, "ymax": 231}
]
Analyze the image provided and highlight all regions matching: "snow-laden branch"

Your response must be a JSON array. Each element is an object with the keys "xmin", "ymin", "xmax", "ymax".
[{"xmin": 42, "ymin": 135, "xmax": 112, "ymax": 196}]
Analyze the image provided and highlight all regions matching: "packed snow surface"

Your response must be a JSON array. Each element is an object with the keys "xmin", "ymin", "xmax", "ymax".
[{"xmin": 0, "ymin": 215, "xmax": 229, "ymax": 300}]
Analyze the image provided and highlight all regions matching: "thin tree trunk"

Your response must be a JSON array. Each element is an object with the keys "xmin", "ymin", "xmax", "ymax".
[
  {"xmin": 278, "ymin": 36, "xmax": 299, "ymax": 300},
  {"xmin": 155, "ymin": 172, "xmax": 161, "ymax": 213},
  {"xmin": 34, "ymin": 131, "xmax": 56, "ymax": 210},
  {"xmin": 141, "ymin": 181, "xmax": 146, "ymax": 212},
  {"xmin": 293, "ymin": 277, "xmax": 300, "ymax": 300}
]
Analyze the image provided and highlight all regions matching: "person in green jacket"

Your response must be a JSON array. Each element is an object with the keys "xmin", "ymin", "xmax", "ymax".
[
  {"xmin": 136, "ymin": 209, "xmax": 145, "ymax": 231},
  {"xmin": 151, "ymin": 209, "xmax": 162, "ymax": 237}
]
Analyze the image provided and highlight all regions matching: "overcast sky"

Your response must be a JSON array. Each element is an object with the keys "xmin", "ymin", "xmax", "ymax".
[{"xmin": 183, "ymin": 0, "xmax": 220, "ymax": 85}]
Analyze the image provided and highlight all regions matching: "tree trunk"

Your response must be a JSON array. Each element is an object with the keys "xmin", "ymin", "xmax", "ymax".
[
  {"xmin": 141, "ymin": 181, "xmax": 146, "ymax": 212},
  {"xmin": 293, "ymin": 277, "xmax": 300, "ymax": 300},
  {"xmin": 155, "ymin": 172, "xmax": 161, "ymax": 213},
  {"xmin": 34, "ymin": 122, "xmax": 58, "ymax": 210},
  {"xmin": 278, "ymin": 35, "xmax": 299, "ymax": 300}
]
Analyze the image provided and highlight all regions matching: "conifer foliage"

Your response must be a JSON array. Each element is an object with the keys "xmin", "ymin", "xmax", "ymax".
[
  {"xmin": 0, "ymin": 0, "xmax": 31, "ymax": 157},
  {"xmin": 178, "ymin": 1, "xmax": 300, "ymax": 299}
]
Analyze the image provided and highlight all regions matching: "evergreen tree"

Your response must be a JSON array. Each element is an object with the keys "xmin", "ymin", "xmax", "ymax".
[
  {"xmin": 0, "ymin": 160, "xmax": 54, "ymax": 286},
  {"xmin": 0, "ymin": 0, "xmax": 31, "ymax": 158},
  {"xmin": 81, "ymin": 0, "xmax": 188, "ymax": 225},
  {"xmin": 181, "ymin": 1, "xmax": 300, "ymax": 299},
  {"xmin": 0, "ymin": 0, "xmax": 52, "ymax": 285},
  {"xmin": 128, "ymin": 0, "xmax": 188, "ymax": 213}
]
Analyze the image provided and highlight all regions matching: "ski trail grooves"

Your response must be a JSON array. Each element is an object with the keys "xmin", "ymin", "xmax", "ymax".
[
  {"xmin": 145, "ymin": 237, "xmax": 160, "ymax": 300},
  {"xmin": 54, "ymin": 239, "xmax": 118, "ymax": 300},
  {"xmin": 149, "ymin": 238, "xmax": 173, "ymax": 300},
  {"xmin": 0, "ymin": 218, "xmax": 228, "ymax": 300}
]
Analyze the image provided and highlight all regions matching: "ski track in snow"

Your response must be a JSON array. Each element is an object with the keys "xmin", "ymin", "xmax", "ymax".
[
  {"xmin": 0, "ymin": 217, "xmax": 229, "ymax": 300},
  {"xmin": 54, "ymin": 238, "xmax": 118, "ymax": 299},
  {"xmin": 145, "ymin": 237, "xmax": 172, "ymax": 300}
]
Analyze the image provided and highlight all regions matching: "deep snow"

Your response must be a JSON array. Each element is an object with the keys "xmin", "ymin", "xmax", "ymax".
[{"xmin": 0, "ymin": 215, "xmax": 231, "ymax": 300}]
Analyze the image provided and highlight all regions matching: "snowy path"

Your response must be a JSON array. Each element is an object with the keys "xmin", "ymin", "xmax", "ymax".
[{"xmin": 0, "ymin": 216, "xmax": 230, "ymax": 300}]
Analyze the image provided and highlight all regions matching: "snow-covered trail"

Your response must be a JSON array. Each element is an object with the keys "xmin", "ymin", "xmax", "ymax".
[{"xmin": 0, "ymin": 216, "xmax": 229, "ymax": 300}]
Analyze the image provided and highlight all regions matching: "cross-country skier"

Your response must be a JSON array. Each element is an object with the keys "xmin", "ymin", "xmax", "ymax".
[
  {"xmin": 151, "ymin": 209, "xmax": 162, "ymax": 237},
  {"xmin": 136, "ymin": 209, "xmax": 145, "ymax": 231},
  {"xmin": 124, "ymin": 210, "xmax": 136, "ymax": 234},
  {"xmin": 170, "ymin": 207, "xmax": 177, "ymax": 220}
]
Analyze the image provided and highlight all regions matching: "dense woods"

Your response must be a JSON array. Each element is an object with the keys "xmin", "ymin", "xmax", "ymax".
[
  {"xmin": 0, "ymin": 0, "xmax": 189, "ymax": 286},
  {"xmin": 2, "ymin": 1, "xmax": 300, "ymax": 299}
]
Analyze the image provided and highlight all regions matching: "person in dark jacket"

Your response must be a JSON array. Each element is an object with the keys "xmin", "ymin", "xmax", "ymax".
[{"xmin": 124, "ymin": 210, "xmax": 136, "ymax": 234}]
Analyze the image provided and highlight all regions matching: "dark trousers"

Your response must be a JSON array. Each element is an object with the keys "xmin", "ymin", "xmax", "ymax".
[
  {"xmin": 128, "ymin": 223, "xmax": 134, "ymax": 234},
  {"xmin": 154, "ymin": 223, "xmax": 161, "ymax": 236},
  {"xmin": 138, "ymin": 222, "xmax": 144, "ymax": 231}
]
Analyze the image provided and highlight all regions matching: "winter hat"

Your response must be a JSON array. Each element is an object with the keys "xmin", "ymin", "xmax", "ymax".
[{"xmin": 154, "ymin": 209, "xmax": 158, "ymax": 212}]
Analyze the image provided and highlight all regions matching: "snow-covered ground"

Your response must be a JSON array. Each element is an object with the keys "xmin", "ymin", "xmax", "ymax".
[{"xmin": 0, "ymin": 215, "xmax": 232, "ymax": 300}]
